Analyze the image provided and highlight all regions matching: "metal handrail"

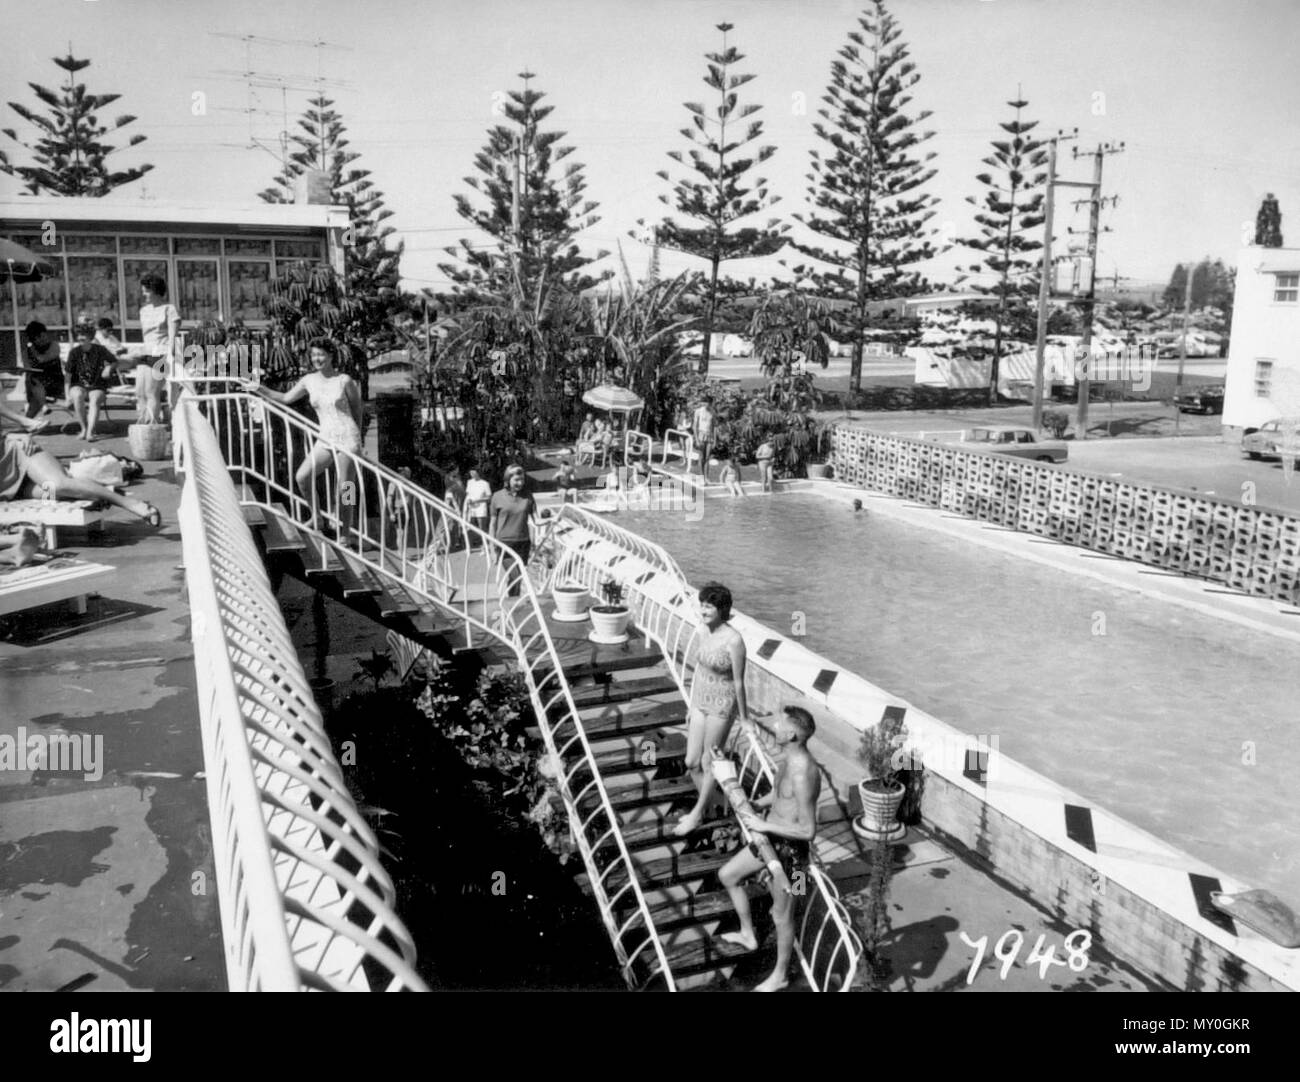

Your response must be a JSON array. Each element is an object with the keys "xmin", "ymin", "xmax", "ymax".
[
  {"xmin": 547, "ymin": 513, "xmax": 863, "ymax": 990},
  {"xmin": 178, "ymin": 388, "xmax": 678, "ymax": 990},
  {"xmin": 657, "ymin": 427, "xmax": 695, "ymax": 470},
  {"xmin": 174, "ymin": 399, "xmax": 427, "ymax": 991}
]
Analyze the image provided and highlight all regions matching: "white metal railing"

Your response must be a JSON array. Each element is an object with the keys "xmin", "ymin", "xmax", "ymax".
[
  {"xmin": 548, "ymin": 511, "xmax": 863, "ymax": 990},
  {"xmin": 658, "ymin": 427, "xmax": 695, "ymax": 470},
  {"xmin": 177, "ymin": 388, "xmax": 678, "ymax": 990},
  {"xmin": 174, "ymin": 400, "xmax": 428, "ymax": 991}
]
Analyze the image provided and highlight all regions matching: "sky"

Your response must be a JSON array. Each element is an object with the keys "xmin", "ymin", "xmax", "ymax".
[{"xmin": 2, "ymin": 0, "xmax": 1298, "ymax": 296}]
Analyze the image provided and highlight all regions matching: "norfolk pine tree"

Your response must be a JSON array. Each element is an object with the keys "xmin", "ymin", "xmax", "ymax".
[
  {"xmin": 0, "ymin": 53, "xmax": 153, "ymax": 196},
  {"xmin": 961, "ymin": 94, "xmax": 1048, "ymax": 405},
  {"xmin": 1255, "ymin": 193, "xmax": 1283, "ymax": 248},
  {"xmin": 440, "ymin": 72, "xmax": 607, "ymax": 305},
  {"xmin": 643, "ymin": 22, "xmax": 787, "ymax": 375},
  {"xmin": 787, "ymin": 1, "xmax": 939, "ymax": 395},
  {"xmin": 258, "ymin": 95, "xmax": 404, "ymax": 363}
]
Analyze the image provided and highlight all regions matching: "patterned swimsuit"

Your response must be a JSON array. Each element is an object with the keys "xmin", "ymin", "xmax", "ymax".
[
  {"xmin": 306, "ymin": 372, "xmax": 362, "ymax": 454},
  {"xmin": 692, "ymin": 632, "xmax": 737, "ymax": 720}
]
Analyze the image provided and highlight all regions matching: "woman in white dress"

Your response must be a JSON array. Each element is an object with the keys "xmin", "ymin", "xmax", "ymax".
[
  {"xmin": 253, "ymin": 338, "xmax": 364, "ymax": 535},
  {"xmin": 137, "ymin": 275, "xmax": 181, "ymax": 425}
]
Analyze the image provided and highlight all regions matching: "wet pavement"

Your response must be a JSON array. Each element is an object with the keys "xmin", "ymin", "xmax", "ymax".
[{"xmin": 0, "ymin": 427, "xmax": 224, "ymax": 991}]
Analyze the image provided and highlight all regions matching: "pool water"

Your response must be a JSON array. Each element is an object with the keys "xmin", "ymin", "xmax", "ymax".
[{"xmin": 617, "ymin": 494, "xmax": 1300, "ymax": 905}]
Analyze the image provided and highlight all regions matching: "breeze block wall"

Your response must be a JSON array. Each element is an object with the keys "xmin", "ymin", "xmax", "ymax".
[{"xmin": 830, "ymin": 426, "xmax": 1300, "ymax": 606}]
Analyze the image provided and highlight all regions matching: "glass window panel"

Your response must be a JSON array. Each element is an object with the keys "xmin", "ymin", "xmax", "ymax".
[
  {"xmin": 5, "ymin": 233, "xmax": 57, "ymax": 251},
  {"xmin": 174, "ymin": 236, "xmax": 221, "ymax": 255},
  {"xmin": 275, "ymin": 238, "xmax": 323, "ymax": 260},
  {"xmin": 226, "ymin": 237, "xmax": 272, "ymax": 256},
  {"xmin": 227, "ymin": 261, "xmax": 272, "ymax": 322},
  {"xmin": 67, "ymin": 257, "xmax": 121, "ymax": 326},
  {"xmin": 62, "ymin": 234, "xmax": 117, "ymax": 254},
  {"xmin": 176, "ymin": 259, "xmax": 221, "ymax": 321},
  {"xmin": 14, "ymin": 267, "xmax": 68, "ymax": 329},
  {"xmin": 120, "ymin": 235, "xmax": 170, "ymax": 255},
  {"xmin": 124, "ymin": 259, "xmax": 170, "ymax": 320}
]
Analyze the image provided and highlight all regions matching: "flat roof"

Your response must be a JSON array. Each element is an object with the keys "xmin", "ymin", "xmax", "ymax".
[
  {"xmin": 1246, "ymin": 247, "xmax": 1300, "ymax": 273},
  {"xmin": 0, "ymin": 197, "xmax": 348, "ymax": 231}
]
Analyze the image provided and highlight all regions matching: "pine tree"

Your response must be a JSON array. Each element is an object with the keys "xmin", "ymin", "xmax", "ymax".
[
  {"xmin": 0, "ymin": 53, "xmax": 153, "ymax": 196},
  {"xmin": 960, "ymin": 94, "xmax": 1048, "ymax": 404},
  {"xmin": 257, "ymin": 95, "xmax": 403, "ymax": 363},
  {"xmin": 786, "ymin": 1, "xmax": 939, "ymax": 395},
  {"xmin": 642, "ymin": 22, "xmax": 787, "ymax": 375},
  {"xmin": 440, "ymin": 72, "xmax": 607, "ymax": 304},
  {"xmin": 1255, "ymin": 193, "xmax": 1283, "ymax": 248}
]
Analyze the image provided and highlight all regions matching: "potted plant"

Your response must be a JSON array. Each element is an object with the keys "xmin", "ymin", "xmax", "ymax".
[
  {"xmin": 806, "ymin": 422, "xmax": 835, "ymax": 480},
  {"xmin": 551, "ymin": 577, "xmax": 591, "ymax": 622},
  {"xmin": 588, "ymin": 577, "xmax": 631, "ymax": 644},
  {"xmin": 852, "ymin": 709, "xmax": 908, "ymax": 842}
]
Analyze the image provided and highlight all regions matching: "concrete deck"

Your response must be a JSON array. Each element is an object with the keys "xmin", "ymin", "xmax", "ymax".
[{"xmin": 0, "ymin": 427, "xmax": 224, "ymax": 991}]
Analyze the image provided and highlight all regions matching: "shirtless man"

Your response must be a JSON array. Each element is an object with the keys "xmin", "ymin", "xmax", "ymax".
[
  {"xmin": 692, "ymin": 396, "xmax": 716, "ymax": 483},
  {"xmin": 717, "ymin": 706, "xmax": 821, "ymax": 992}
]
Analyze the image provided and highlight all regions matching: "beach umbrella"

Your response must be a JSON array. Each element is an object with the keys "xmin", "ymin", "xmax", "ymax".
[
  {"xmin": 582, "ymin": 383, "xmax": 644, "ymax": 413},
  {"xmin": 0, "ymin": 237, "xmax": 57, "ymax": 283}
]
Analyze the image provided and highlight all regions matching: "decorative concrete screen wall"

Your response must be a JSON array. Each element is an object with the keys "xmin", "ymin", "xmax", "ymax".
[{"xmin": 831, "ymin": 427, "xmax": 1300, "ymax": 606}]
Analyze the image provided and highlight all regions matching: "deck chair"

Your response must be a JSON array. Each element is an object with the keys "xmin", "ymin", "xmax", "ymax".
[
  {"xmin": 0, "ymin": 499, "xmax": 106, "ymax": 549},
  {"xmin": 0, "ymin": 554, "xmax": 115, "ymax": 623}
]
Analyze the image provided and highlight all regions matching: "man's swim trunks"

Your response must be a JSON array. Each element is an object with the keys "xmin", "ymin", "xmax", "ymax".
[{"xmin": 749, "ymin": 835, "xmax": 811, "ymax": 883}]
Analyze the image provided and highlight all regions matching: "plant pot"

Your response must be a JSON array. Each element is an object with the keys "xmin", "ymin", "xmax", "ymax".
[
  {"xmin": 806, "ymin": 462, "xmax": 833, "ymax": 479},
  {"xmin": 128, "ymin": 423, "xmax": 170, "ymax": 461},
  {"xmin": 852, "ymin": 778, "xmax": 906, "ymax": 842},
  {"xmin": 308, "ymin": 676, "xmax": 337, "ymax": 718},
  {"xmin": 588, "ymin": 604, "xmax": 630, "ymax": 645},
  {"xmin": 551, "ymin": 582, "xmax": 590, "ymax": 622}
]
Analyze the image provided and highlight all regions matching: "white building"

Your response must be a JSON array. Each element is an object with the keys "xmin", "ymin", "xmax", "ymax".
[{"xmin": 1223, "ymin": 244, "xmax": 1300, "ymax": 436}]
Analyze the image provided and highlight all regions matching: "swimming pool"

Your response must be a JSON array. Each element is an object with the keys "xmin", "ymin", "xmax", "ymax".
[{"xmin": 616, "ymin": 493, "xmax": 1300, "ymax": 905}]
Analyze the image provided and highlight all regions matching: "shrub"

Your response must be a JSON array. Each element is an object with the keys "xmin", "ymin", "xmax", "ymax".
[{"xmin": 1041, "ymin": 409, "xmax": 1070, "ymax": 439}]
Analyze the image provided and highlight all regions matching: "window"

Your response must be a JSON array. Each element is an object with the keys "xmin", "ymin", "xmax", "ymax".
[
  {"xmin": 1255, "ymin": 359, "xmax": 1274, "ymax": 397},
  {"xmin": 1276, "ymin": 274, "xmax": 1299, "ymax": 303}
]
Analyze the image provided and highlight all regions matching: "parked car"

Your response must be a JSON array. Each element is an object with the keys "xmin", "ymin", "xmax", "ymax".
[
  {"xmin": 1173, "ymin": 385, "xmax": 1225, "ymax": 414},
  {"xmin": 958, "ymin": 425, "xmax": 1069, "ymax": 463},
  {"xmin": 1242, "ymin": 419, "xmax": 1300, "ymax": 460}
]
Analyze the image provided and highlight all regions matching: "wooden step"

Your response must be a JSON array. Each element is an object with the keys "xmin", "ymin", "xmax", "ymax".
[
  {"xmin": 580, "ymin": 727, "xmax": 686, "ymax": 762},
  {"xmin": 304, "ymin": 545, "xmax": 382, "ymax": 599},
  {"xmin": 375, "ymin": 575, "xmax": 422, "ymax": 618},
  {"xmin": 582, "ymin": 774, "xmax": 698, "ymax": 816},
  {"xmin": 573, "ymin": 700, "xmax": 687, "ymax": 738},
  {"xmin": 260, "ymin": 503, "xmax": 306, "ymax": 553},
  {"xmin": 644, "ymin": 885, "xmax": 768, "ymax": 935},
  {"xmin": 615, "ymin": 812, "xmax": 733, "ymax": 853},
  {"xmin": 638, "ymin": 935, "xmax": 752, "ymax": 990},
  {"xmin": 591, "ymin": 847, "xmax": 734, "ymax": 897},
  {"xmin": 238, "ymin": 485, "xmax": 266, "ymax": 527},
  {"xmin": 568, "ymin": 675, "xmax": 681, "ymax": 709}
]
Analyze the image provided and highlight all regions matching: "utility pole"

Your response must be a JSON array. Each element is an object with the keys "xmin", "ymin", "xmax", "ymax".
[
  {"xmin": 1032, "ymin": 130, "xmax": 1076, "ymax": 430},
  {"xmin": 1072, "ymin": 142, "xmax": 1124, "ymax": 440},
  {"xmin": 1174, "ymin": 261, "xmax": 1194, "ymax": 435}
]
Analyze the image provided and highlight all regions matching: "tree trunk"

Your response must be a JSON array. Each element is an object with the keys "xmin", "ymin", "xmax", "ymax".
[{"xmin": 699, "ymin": 254, "xmax": 721, "ymax": 377}]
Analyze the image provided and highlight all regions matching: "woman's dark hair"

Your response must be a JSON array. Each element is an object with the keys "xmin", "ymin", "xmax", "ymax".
[
  {"xmin": 23, "ymin": 320, "xmax": 48, "ymax": 339},
  {"xmin": 95, "ymin": 317, "xmax": 115, "ymax": 332},
  {"xmin": 307, "ymin": 336, "xmax": 338, "ymax": 361},
  {"xmin": 73, "ymin": 322, "xmax": 96, "ymax": 339},
  {"xmin": 698, "ymin": 581, "xmax": 733, "ymax": 621},
  {"xmin": 139, "ymin": 274, "xmax": 168, "ymax": 297}
]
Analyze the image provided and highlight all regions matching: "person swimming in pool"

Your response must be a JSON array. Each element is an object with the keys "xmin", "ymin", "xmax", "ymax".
[{"xmin": 673, "ymin": 581, "xmax": 748, "ymax": 837}]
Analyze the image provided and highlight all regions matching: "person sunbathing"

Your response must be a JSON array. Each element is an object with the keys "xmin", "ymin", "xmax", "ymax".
[{"xmin": 0, "ymin": 402, "xmax": 161, "ymax": 527}]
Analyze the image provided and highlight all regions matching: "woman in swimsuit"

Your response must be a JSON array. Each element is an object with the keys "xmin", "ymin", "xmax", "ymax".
[
  {"xmin": 253, "ymin": 337, "xmax": 364, "ymax": 535},
  {"xmin": 673, "ymin": 581, "xmax": 749, "ymax": 837}
]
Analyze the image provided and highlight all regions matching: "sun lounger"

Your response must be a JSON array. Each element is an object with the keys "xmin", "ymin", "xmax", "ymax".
[
  {"xmin": 0, "ymin": 555, "xmax": 115, "ymax": 619},
  {"xmin": 0, "ymin": 499, "xmax": 106, "ymax": 549}
]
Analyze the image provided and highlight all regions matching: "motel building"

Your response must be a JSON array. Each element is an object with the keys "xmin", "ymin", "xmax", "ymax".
[
  {"xmin": 1222, "ymin": 243, "xmax": 1300, "ymax": 439},
  {"xmin": 0, "ymin": 189, "xmax": 350, "ymax": 373}
]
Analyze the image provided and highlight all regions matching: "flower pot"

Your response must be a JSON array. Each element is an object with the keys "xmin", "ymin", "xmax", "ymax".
[
  {"xmin": 588, "ymin": 604, "xmax": 630, "ymax": 644},
  {"xmin": 128, "ymin": 423, "xmax": 170, "ymax": 462},
  {"xmin": 806, "ymin": 462, "xmax": 833, "ymax": 480},
  {"xmin": 308, "ymin": 676, "xmax": 337, "ymax": 718},
  {"xmin": 852, "ymin": 778, "xmax": 906, "ymax": 842},
  {"xmin": 551, "ymin": 582, "xmax": 590, "ymax": 622}
]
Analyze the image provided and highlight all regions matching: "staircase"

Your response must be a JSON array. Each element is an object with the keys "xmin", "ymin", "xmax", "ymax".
[{"xmin": 184, "ymin": 388, "xmax": 859, "ymax": 991}]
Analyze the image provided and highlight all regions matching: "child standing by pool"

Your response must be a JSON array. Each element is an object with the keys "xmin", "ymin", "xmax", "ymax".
[
  {"xmin": 554, "ymin": 454, "xmax": 579, "ymax": 503},
  {"xmin": 720, "ymin": 457, "xmax": 744, "ymax": 497}
]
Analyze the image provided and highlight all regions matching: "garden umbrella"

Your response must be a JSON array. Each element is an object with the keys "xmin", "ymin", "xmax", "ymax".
[
  {"xmin": 582, "ymin": 382, "xmax": 645, "ymax": 436},
  {"xmin": 0, "ymin": 237, "xmax": 57, "ymax": 283}
]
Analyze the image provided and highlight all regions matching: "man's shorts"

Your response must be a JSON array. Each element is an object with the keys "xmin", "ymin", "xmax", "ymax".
[{"xmin": 749, "ymin": 835, "xmax": 811, "ymax": 884}]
